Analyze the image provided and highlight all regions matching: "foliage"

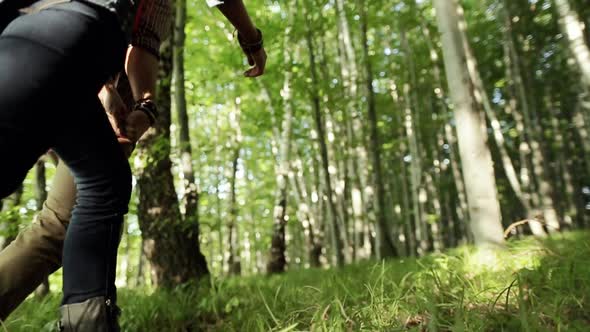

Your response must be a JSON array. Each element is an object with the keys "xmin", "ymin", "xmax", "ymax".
[{"xmin": 5, "ymin": 231, "xmax": 589, "ymax": 331}]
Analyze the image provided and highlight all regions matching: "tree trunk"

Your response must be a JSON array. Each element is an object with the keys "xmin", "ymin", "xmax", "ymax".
[
  {"xmin": 389, "ymin": 81, "xmax": 417, "ymax": 256},
  {"xmin": 419, "ymin": 22, "xmax": 471, "ymax": 244},
  {"xmin": 456, "ymin": 6, "xmax": 537, "ymax": 230},
  {"xmin": 554, "ymin": 0, "xmax": 590, "ymax": 90},
  {"xmin": 335, "ymin": 0, "xmax": 371, "ymax": 261},
  {"xmin": 267, "ymin": 19, "xmax": 296, "ymax": 273},
  {"xmin": 360, "ymin": 0, "xmax": 397, "ymax": 259},
  {"xmin": 227, "ymin": 146, "xmax": 241, "ymax": 275},
  {"xmin": 135, "ymin": 239, "xmax": 146, "ymax": 287},
  {"xmin": 304, "ymin": 12, "xmax": 345, "ymax": 266},
  {"xmin": 173, "ymin": 0, "xmax": 199, "ymax": 219},
  {"xmin": 502, "ymin": 3, "xmax": 560, "ymax": 233},
  {"xmin": 434, "ymin": 0, "xmax": 504, "ymax": 245},
  {"xmin": 289, "ymin": 162, "xmax": 322, "ymax": 268},
  {"xmin": 136, "ymin": 35, "xmax": 209, "ymax": 288}
]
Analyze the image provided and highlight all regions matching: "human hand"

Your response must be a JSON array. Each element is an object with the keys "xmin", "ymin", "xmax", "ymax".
[
  {"xmin": 125, "ymin": 110, "xmax": 151, "ymax": 143},
  {"xmin": 238, "ymin": 28, "xmax": 266, "ymax": 78},
  {"xmin": 243, "ymin": 47, "xmax": 267, "ymax": 77},
  {"xmin": 99, "ymin": 84, "xmax": 129, "ymax": 137}
]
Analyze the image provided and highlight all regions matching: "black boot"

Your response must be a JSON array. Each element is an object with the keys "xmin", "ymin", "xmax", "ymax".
[{"xmin": 58, "ymin": 296, "xmax": 120, "ymax": 332}]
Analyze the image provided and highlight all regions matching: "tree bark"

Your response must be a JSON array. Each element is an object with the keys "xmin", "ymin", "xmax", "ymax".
[
  {"xmin": 267, "ymin": 18, "xmax": 296, "ymax": 273},
  {"xmin": 359, "ymin": 0, "xmax": 397, "ymax": 259},
  {"xmin": 305, "ymin": 25, "xmax": 345, "ymax": 267},
  {"xmin": 434, "ymin": 0, "xmax": 504, "ymax": 245},
  {"xmin": 554, "ymin": 0, "xmax": 590, "ymax": 90},
  {"xmin": 502, "ymin": 3, "xmax": 560, "ymax": 233},
  {"xmin": 227, "ymin": 146, "xmax": 241, "ymax": 275},
  {"xmin": 173, "ymin": 0, "xmax": 199, "ymax": 219},
  {"xmin": 136, "ymin": 35, "xmax": 209, "ymax": 287}
]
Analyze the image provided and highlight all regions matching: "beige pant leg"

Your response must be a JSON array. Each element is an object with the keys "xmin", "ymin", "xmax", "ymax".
[{"xmin": 0, "ymin": 161, "xmax": 76, "ymax": 320}]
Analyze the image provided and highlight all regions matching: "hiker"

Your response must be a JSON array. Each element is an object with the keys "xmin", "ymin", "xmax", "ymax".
[
  {"xmin": 0, "ymin": 74, "xmax": 137, "ymax": 322},
  {"xmin": 0, "ymin": 0, "xmax": 166, "ymax": 328},
  {"xmin": 0, "ymin": 0, "xmax": 265, "ymax": 329}
]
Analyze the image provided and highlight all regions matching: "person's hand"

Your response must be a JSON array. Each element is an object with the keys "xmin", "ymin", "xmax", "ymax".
[
  {"xmin": 243, "ymin": 47, "xmax": 266, "ymax": 77},
  {"xmin": 125, "ymin": 110, "xmax": 151, "ymax": 143},
  {"xmin": 238, "ymin": 28, "xmax": 266, "ymax": 77},
  {"xmin": 99, "ymin": 84, "xmax": 129, "ymax": 137}
]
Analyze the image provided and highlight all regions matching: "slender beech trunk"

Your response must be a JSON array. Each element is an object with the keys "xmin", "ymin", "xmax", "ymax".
[
  {"xmin": 173, "ymin": 0, "xmax": 199, "ymax": 219},
  {"xmin": 227, "ymin": 146, "xmax": 241, "ymax": 275},
  {"xmin": 389, "ymin": 82, "xmax": 416, "ymax": 256},
  {"xmin": 425, "ymin": 170, "xmax": 443, "ymax": 252},
  {"xmin": 434, "ymin": 0, "xmax": 504, "ymax": 245},
  {"xmin": 419, "ymin": 22, "xmax": 470, "ymax": 243},
  {"xmin": 398, "ymin": 30, "xmax": 429, "ymax": 255},
  {"xmin": 317, "ymin": 35, "xmax": 351, "ymax": 259},
  {"xmin": 135, "ymin": 239, "xmax": 146, "ymax": 287},
  {"xmin": 289, "ymin": 162, "xmax": 322, "ymax": 267},
  {"xmin": 268, "ymin": 19, "xmax": 296, "ymax": 273},
  {"xmin": 457, "ymin": 5, "xmax": 533, "ymax": 224},
  {"xmin": 136, "ymin": 35, "xmax": 209, "ymax": 287},
  {"xmin": 503, "ymin": 3, "xmax": 561, "ymax": 233},
  {"xmin": 214, "ymin": 112, "xmax": 224, "ymax": 274},
  {"xmin": 335, "ymin": 0, "xmax": 371, "ymax": 262},
  {"xmin": 360, "ymin": 1, "xmax": 397, "ymax": 259},
  {"xmin": 305, "ymin": 24, "xmax": 345, "ymax": 267},
  {"xmin": 549, "ymin": 103, "xmax": 575, "ymax": 227},
  {"xmin": 226, "ymin": 100, "xmax": 243, "ymax": 275},
  {"xmin": 554, "ymin": 0, "xmax": 590, "ymax": 90}
]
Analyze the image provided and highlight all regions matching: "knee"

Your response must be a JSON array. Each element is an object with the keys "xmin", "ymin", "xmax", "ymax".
[
  {"xmin": 75, "ymin": 160, "xmax": 132, "ymax": 216},
  {"xmin": 107, "ymin": 160, "xmax": 132, "ymax": 214}
]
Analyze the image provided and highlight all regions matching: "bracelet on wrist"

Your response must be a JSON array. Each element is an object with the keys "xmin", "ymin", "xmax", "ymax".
[
  {"xmin": 237, "ymin": 28, "xmax": 263, "ymax": 54},
  {"xmin": 134, "ymin": 98, "xmax": 158, "ymax": 126}
]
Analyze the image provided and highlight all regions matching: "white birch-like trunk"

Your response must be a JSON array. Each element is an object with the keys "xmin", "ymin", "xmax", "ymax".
[
  {"xmin": 434, "ymin": 0, "xmax": 504, "ymax": 245},
  {"xmin": 554, "ymin": 0, "xmax": 590, "ymax": 89}
]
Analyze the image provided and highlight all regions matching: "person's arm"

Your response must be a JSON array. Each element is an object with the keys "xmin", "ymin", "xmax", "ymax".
[
  {"xmin": 122, "ymin": 0, "xmax": 172, "ymax": 141},
  {"xmin": 98, "ymin": 82, "xmax": 128, "ymax": 138},
  {"xmin": 123, "ymin": 46, "xmax": 159, "ymax": 142},
  {"xmin": 125, "ymin": 46, "xmax": 158, "ymax": 102},
  {"xmin": 215, "ymin": 0, "xmax": 267, "ymax": 77}
]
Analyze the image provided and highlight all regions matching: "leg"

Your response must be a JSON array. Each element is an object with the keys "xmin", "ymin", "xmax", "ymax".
[
  {"xmin": 0, "ymin": 142, "xmax": 134, "ymax": 319},
  {"xmin": 0, "ymin": 4, "xmax": 128, "ymax": 329},
  {"xmin": 0, "ymin": 161, "xmax": 75, "ymax": 320},
  {"xmin": 54, "ymin": 93, "xmax": 131, "ymax": 306}
]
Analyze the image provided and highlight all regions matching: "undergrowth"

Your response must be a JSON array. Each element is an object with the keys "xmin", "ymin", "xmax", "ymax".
[{"xmin": 3, "ymin": 231, "xmax": 589, "ymax": 331}]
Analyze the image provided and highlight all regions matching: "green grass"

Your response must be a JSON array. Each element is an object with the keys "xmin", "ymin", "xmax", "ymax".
[{"xmin": 4, "ymin": 231, "xmax": 590, "ymax": 331}]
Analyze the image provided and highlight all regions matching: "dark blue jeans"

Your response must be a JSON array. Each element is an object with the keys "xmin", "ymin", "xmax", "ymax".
[{"xmin": 0, "ymin": 1, "xmax": 130, "ymax": 305}]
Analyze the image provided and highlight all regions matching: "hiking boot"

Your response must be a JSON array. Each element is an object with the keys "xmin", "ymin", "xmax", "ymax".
[{"xmin": 58, "ymin": 296, "xmax": 120, "ymax": 332}]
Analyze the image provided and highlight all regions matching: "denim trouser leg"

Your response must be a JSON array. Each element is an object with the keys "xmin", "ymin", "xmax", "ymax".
[
  {"xmin": 0, "ymin": 3, "xmax": 128, "ymax": 307},
  {"xmin": 53, "ymin": 95, "xmax": 132, "ymax": 305}
]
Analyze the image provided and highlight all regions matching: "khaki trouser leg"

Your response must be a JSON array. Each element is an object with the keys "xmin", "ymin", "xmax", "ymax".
[{"xmin": 0, "ymin": 161, "xmax": 76, "ymax": 320}]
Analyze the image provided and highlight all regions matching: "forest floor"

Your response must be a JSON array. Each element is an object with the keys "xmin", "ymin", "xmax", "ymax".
[{"xmin": 4, "ymin": 231, "xmax": 590, "ymax": 331}]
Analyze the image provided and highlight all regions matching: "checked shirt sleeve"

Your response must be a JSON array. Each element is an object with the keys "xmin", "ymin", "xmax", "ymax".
[{"xmin": 131, "ymin": 0, "xmax": 172, "ymax": 58}]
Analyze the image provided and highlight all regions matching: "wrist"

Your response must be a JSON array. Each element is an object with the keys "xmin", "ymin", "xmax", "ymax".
[
  {"xmin": 238, "ymin": 26, "xmax": 259, "ymax": 43},
  {"xmin": 238, "ymin": 28, "xmax": 263, "ymax": 54},
  {"xmin": 134, "ymin": 98, "xmax": 158, "ymax": 126}
]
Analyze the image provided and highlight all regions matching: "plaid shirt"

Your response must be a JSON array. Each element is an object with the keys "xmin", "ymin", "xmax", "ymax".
[
  {"xmin": 131, "ymin": 0, "xmax": 172, "ymax": 57},
  {"xmin": 132, "ymin": 0, "xmax": 226, "ymax": 57}
]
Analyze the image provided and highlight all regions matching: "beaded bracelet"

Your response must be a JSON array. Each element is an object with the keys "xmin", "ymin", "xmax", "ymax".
[
  {"xmin": 134, "ymin": 98, "xmax": 159, "ymax": 126},
  {"xmin": 237, "ymin": 28, "xmax": 264, "ymax": 54}
]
